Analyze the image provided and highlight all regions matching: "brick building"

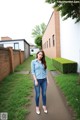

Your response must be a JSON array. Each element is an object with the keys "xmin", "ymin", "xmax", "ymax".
[
  {"xmin": 42, "ymin": 9, "xmax": 80, "ymax": 72},
  {"xmin": 42, "ymin": 9, "xmax": 60, "ymax": 58}
]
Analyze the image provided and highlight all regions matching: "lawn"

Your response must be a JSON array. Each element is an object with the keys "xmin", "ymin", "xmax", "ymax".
[
  {"xmin": 0, "ymin": 55, "xmax": 34, "ymax": 120},
  {"xmin": 46, "ymin": 56, "xmax": 56, "ymax": 71},
  {"xmin": 54, "ymin": 74, "xmax": 80, "ymax": 120},
  {"xmin": 46, "ymin": 57, "xmax": 80, "ymax": 120}
]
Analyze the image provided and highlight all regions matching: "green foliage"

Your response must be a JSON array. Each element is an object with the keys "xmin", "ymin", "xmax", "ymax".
[
  {"xmin": 32, "ymin": 23, "xmax": 46, "ymax": 48},
  {"xmin": 52, "ymin": 58, "xmax": 77, "ymax": 73},
  {"xmin": 35, "ymin": 35, "xmax": 42, "ymax": 48},
  {"xmin": 45, "ymin": 0, "xmax": 80, "ymax": 23},
  {"xmin": 32, "ymin": 25, "xmax": 42, "ymax": 38},
  {"xmin": 32, "ymin": 23, "xmax": 46, "ymax": 38}
]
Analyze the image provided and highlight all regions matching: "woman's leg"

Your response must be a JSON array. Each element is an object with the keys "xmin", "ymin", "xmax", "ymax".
[
  {"xmin": 34, "ymin": 81, "xmax": 41, "ymax": 114},
  {"xmin": 41, "ymin": 78, "xmax": 47, "ymax": 106},
  {"xmin": 34, "ymin": 83, "xmax": 40, "ymax": 107},
  {"xmin": 41, "ymin": 78, "xmax": 48, "ymax": 113}
]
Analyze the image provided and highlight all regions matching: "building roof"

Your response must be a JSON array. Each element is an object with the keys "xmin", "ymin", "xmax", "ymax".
[{"xmin": 0, "ymin": 39, "xmax": 30, "ymax": 46}]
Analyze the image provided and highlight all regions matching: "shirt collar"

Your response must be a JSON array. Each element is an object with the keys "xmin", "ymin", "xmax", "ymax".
[{"xmin": 35, "ymin": 59, "xmax": 41, "ymax": 63}]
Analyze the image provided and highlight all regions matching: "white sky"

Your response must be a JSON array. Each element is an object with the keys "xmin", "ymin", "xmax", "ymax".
[{"xmin": 0, "ymin": 0, "xmax": 53, "ymax": 44}]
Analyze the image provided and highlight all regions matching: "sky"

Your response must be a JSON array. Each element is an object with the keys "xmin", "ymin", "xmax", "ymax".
[{"xmin": 0, "ymin": 0, "xmax": 53, "ymax": 44}]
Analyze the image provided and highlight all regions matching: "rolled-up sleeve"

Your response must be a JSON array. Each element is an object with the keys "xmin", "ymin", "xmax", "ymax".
[{"xmin": 31, "ymin": 60, "xmax": 35, "ymax": 75}]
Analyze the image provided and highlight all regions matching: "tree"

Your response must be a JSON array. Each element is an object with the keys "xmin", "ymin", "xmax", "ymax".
[
  {"xmin": 32, "ymin": 23, "xmax": 46, "ymax": 38},
  {"xmin": 32, "ymin": 23, "xmax": 46, "ymax": 48},
  {"xmin": 45, "ymin": 0, "xmax": 80, "ymax": 23},
  {"xmin": 35, "ymin": 35, "xmax": 42, "ymax": 49}
]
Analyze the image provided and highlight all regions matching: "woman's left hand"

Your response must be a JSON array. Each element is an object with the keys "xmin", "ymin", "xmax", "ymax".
[{"xmin": 47, "ymin": 80, "xmax": 49, "ymax": 86}]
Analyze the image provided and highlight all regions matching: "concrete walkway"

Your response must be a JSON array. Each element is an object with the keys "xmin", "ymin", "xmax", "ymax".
[{"xmin": 26, "ymin": 71, "xmax": 73, "ymax": 120}]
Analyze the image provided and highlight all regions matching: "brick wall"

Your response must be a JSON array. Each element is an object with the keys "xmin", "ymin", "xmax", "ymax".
[
  {"xmin": 42, "ymin": 9, "xmax": 61, "ymax": 58},
  {"xmin": 0, "ymin": 48, "xmax": 11, "ymax": 81},
  {"xmin": 13, "ymin": 50, "xmax": 24, "ymax": 68},
  {"xmin": 14, "ymin": 51, "xmax": 20, "ymax": 69},
  {"xmin": 0, "ymin": 47, "xmax": 25, "ymax": 81},
  {"xmin": 21, "ymin": 51, "xmax": 25, "ymax": 63}
]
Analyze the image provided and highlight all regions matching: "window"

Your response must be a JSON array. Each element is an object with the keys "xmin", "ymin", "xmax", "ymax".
[
  {"xmin": 47, "ymin": 41, "xmax": 48, "ymax": 48},
  {"xmin": 49, "ymin": 38, "xmax": 51, "ymax": 47},
  {"xmin": 0, "ymin": 44, "xmax": 4, "ymax": 47},
  {"xmin": 44, "ymin": 42, "xmax": 46, "ymax": 49},
  {"xmin": 31, "ymin": 49, "xmax": 34, "ymax": 52},
  {"xmin": 45, "ymin": 42, "xmax": 46, "ymax": 49},
  {"xmin": 52, "ymin": 35, "xmax": 55, "ymax": 46},
  {"xmin": 43, "ymin": 44, "xmax": 45, "ymax": 49},
  {"xmin": 14, "ymin": 43, "xmax": 19, "ymax": 49}
]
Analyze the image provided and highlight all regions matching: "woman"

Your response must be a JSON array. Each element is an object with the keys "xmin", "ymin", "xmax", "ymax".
[{"xmin": 31, "ymin": 50, "xmax": 49, "ymax": 115}]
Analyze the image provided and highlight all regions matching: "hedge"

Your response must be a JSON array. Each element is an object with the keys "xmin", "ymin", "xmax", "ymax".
[{"xmin": 52, "ymin": 58, "xmax": 77, "ymax": 73}]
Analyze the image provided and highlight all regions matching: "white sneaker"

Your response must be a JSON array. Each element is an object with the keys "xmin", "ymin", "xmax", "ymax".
[
  {"xmin": 44, "ymin": 109, "xmax": 48, "ymax": 113},
  {"xmin": 36, "ymin": 107, "xmax": 40, "ymax": 115},
  {"xmin": 36, "ymin": 110, "xmax": 40, "ymax": 115},
  {"xmin": 42, "ymin": 106, "xmax": 48, "ymax": 113}
]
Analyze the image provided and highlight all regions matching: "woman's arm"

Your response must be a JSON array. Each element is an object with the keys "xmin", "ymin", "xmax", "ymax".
[
  {"xmin": 47, "ymin": 76, "xmax": 49, "ymax": 85},
  {"xmin": 32, "ymin": 74, "xmax": 38, "ymax": 86},
  {"xmin": 31, "ymin": 60, "xmax": 38, "ymax": 86},
  {"xmin": 46, "ymin": 69, "xmax": 49, "ymax": 85}
]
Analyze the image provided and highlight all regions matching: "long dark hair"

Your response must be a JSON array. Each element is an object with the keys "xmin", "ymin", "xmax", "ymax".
[{"xmin": 36, "ymin": 50, "xmax": 47, "ymax": 69}]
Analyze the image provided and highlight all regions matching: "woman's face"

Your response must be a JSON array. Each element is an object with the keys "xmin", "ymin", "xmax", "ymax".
[{"xmin": 37, "ymin": 52, "xmax": 43, "ymax": 60}]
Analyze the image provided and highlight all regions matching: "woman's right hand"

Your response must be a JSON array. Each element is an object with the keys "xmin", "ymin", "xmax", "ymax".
[{"xmin": 35, "ymin": 80, "xmax": 38, "ymax": 86}]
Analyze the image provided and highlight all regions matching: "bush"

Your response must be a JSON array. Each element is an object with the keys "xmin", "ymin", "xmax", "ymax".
[{"xmin": 52, "ymin": 58, "xmax": 77, "ymax": 73}]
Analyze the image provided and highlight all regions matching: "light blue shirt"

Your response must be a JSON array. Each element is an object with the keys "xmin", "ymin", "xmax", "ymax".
[{"xmin": 31, "ymin": 59, "xmax": 47, "ymax": 79}]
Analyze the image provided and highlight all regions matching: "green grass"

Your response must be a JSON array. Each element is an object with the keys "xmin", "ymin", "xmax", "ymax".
[
  {"xmin": 54, "ymin": 73, "xmax": 80, "ymax": 120},
  {"xmin": 0, "ymin": 74, "xmax": 33, "ymax": 120},
  {"xmin": 0, "ymin": 55, "xmax": 35, "ymax": 120},
  {"xmin": 46, "ymin": 56, "xmax": 56, "ymax": 71}
]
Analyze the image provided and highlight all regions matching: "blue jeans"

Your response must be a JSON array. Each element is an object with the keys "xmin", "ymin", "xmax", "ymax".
[{"xmin": 34, "ymin": 78, "xmax": 47, "ymax": 107}]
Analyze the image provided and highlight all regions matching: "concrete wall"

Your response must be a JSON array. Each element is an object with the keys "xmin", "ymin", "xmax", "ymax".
[
  {"xmin": 60, "ymin": 17, "xmax": 80, "ymax": 72},
  {"xmin": 0, "ymin": 47, "xmax": 25, "ymax": 81},
  {"xmin": 24, "ymin": 41, "xmax": 30, "ymax": 58}
]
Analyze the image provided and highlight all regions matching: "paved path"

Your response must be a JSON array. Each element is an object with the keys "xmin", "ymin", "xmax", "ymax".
[{"xmin": 26, "ymin": 71, "xmax": 73, "ymax": 120}]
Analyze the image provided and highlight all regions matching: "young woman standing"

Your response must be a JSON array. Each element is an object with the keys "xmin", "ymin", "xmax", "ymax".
[{"xmin": 31, "ymin": 50, "xmax": 49, "ymax": 114}]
